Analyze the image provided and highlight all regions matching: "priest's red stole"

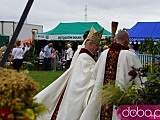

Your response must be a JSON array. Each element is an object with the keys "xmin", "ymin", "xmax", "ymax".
[{"xmin": 100, "ymin": 43, "xmax": 128, "ymax": 120}]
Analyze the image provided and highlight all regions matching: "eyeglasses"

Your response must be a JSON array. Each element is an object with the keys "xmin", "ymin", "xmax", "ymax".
[{"xmin": 92, "ymin": 42, "xmax": 99, "ymax": 47}]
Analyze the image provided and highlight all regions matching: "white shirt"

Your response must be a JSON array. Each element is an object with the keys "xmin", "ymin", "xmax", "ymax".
[
  {"xmin": 66, "ymin": 47, "xmax": 73, "ymax": 60},
  {"xmin": 23, "ymin": 46, "xmax": 30, "ymax": 55},
  {"xmin": 39, "ymin": 51, "xmax": 44, "ymax": 59},
  {"xmin": 12, "ymin": 47, "xmax": 24, "ymax": 59},
  {"xmin": 44, "ymin": 45, "xmax": 52, "ymax": 58},
  {"xmin": 129, "ymin": 48, "xmax": 136, "ymax": 53}
]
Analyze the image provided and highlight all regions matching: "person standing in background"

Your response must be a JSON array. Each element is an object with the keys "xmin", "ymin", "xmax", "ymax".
[
  {"xmin": 2, "ymin": 42, "xmax": 9, "ymax": 53},
  {"xmin": 43, "ymin": 43, "xmax": 53, "ymax": 70},
  {"xmin": 0, "ymin": 42, "xmax": 9, "ymax": 61},
  {"xmin": 39, "ymin": 48, "xmax": 45, "ymax": 59},
  {"xmin": 22, "ymin": 43, "xmax": 30, "ymax": 61},
  {"xmin": 51, "ymin": 49, "xmax": 59, "ymax": 72},
  {"xmin": 103, "ymin": 45, "xmax": 108, "ymax": 51},
  {"xmin": 24, "ymin": 43, "xmax": 34, "ymax": 62},
  {"xmin": 22, "ymin": 43, "xmax": 30, "ymax": 55},
  {"xmin": 10, "ymin": 41, "xmax": 24, "ymax": 72},
  {"xmin": 65, "ymin": 43, "xmax": 73, "ymax": 69},
  {"xmin": 129, "ymin": 44, "xmax": 136, "ymax": 53}
]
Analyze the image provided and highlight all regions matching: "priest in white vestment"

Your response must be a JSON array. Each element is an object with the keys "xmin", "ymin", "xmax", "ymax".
[
  {"xmin": 79, "ymin": 30, "xmax": 146, "ymax": 120},
  {"xmin": 35, "ymin": 26, "xmax": 104, "ymax": 120},
  {"xmin": 70, "ymin": 30, "xmax": 90, "ymax": 67}
]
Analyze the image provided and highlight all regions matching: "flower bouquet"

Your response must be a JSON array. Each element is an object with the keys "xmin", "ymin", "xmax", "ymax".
[
  {"xmin": 0, "ymin": 68, "xmax": 47, "ymax": 120},
  {"xmin": 100, "ymin": 66, "xmax": 160, "ymax": 107}
]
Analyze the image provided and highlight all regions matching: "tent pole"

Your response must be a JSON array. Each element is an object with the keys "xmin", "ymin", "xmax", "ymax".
[{"xmin": 0, "ymin": 0, "xmax": 34, "ymax": 67}]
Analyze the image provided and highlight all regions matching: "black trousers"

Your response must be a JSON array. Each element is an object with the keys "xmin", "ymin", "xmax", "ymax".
[
  {"xmin": 65, "ymin": 60, "xmax": 71, "ymax": 69},
  {"xmin": 13, "ymin": 59, "xmax": 23, "ymax": 72},
  {"xmin": 43, "ymin": 58, "xmax": 51, "ymax": 70}
]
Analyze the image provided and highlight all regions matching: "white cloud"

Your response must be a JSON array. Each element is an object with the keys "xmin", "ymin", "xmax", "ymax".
[{"xmin": 1, "ymin": 0, "xmax": 160, "ymax": 32}]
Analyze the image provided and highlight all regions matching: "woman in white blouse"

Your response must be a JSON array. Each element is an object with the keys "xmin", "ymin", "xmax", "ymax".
[{"xmin": 10, "ymin": 41, "xmax": 24, "ymax": 72}]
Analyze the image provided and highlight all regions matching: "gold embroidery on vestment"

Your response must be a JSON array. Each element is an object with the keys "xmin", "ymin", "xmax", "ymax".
[{"xmin": 101, "ymin": 50, "xmax": 121, "ymax": 120}]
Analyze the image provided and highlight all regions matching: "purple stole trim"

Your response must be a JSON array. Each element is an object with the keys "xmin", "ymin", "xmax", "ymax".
[
  {"xmin": 51, "ymin": 85, "xmax": 67, "ymax": 120},
  {"xmin": 79, "ymin": 48, "xmax": 95, "ymax": 61},
  {"xmin": 51, "ymin": 48, "xmax": 95, "ymax": 119}
]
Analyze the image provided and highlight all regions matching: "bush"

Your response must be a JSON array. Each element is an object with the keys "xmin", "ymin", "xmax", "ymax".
[
  {"xmin": 26, "ymin": 63, "xmax": 35, "ymax": 71},
  {"xmin": 0, "ymin": 67, "xmax": 47, "ymax": 120}
]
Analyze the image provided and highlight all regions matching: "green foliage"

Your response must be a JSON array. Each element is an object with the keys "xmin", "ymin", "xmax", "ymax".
[
  {"xmin": 26, "ymin": 63, "xmax": 35, "ymax": 71},
  {"xmin": 153, "ymin": 41, "xmax": 160, "ymax": 55},
  {"xmin": 139, "ymin": 39, "xmax": 160, "ymax": 55},
  {"xmin": 101, "ymin": 83, "xmax": 124, "ymax": 105},
  {"xmin": 101, "ymin": 84, "xmax": 142, "ymax": 108},
  {"xmin": 141, "ymin": 73, "xmax": 160, "ymax": 104},
  {"xmin": 104, "ymin": 37, "xmax": 111, "ymax": 45},
  {"xmin": 101, "ymin": 66, "xmax": 160, "ymax": 108},
  {"xmin": 99, "ymin": 37, "xmax": 111, "ymax": 52}
]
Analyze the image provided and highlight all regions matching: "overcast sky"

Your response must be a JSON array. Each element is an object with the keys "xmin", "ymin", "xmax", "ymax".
[{"xmin": 1, "ymin": 0, "xmax": 160, "ymax": 32}]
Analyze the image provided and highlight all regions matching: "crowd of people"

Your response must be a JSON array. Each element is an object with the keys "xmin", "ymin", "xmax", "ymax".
[
  {"xmin": 0, "ymin": 40, "xmax": 74, "ymax": 72},
  {"xmin": 34, "ymin": 26, "xmax": 146, "ymax": 120},
  {"xmin": 38, "ymin": 42, "xmax": 74, "ymax": 71},
  {"xmin": 0, "ymin": 41, "xmax": 34, "ymax": 72}
]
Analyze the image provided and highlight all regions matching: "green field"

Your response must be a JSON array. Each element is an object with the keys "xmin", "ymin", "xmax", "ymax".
[{"xmin": 28, "ymin": 70, "xmax": 65, "ymax": 91}]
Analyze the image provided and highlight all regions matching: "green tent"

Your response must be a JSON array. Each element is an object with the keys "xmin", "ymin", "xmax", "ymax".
[
  {"xmin": 0, "ymin": 34, "xmax": 9, "ymax": 47},
  {"xmin": 36, "ymin": 22, "xmax": 111, "ymax": 41}
]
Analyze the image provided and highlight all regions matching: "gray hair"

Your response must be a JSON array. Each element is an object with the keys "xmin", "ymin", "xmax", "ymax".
[
  {"xmin": 48, "ymin": 43, "xmax": 53, "ymax": 47},
  {"xmin": 85, "ymin": 40, "xmax": 93, "ymax": 46},
  {"xmin": 67, "ymin": 44, "xmax": 71, "ymax": 47}
]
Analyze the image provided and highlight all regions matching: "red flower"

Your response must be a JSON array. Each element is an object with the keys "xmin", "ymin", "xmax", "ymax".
[
  {"xmin": 0, "ymin": 108, "xmax": 13, "ymax": 120},
  {"xmin": 128, "ymin": 70, "xmax": 137, "ymax": 79}
]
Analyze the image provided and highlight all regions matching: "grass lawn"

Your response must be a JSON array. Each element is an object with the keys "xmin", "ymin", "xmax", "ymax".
[{"xmin": 28, "ymin": 70, "xmax": 66, "ymax": 91}]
